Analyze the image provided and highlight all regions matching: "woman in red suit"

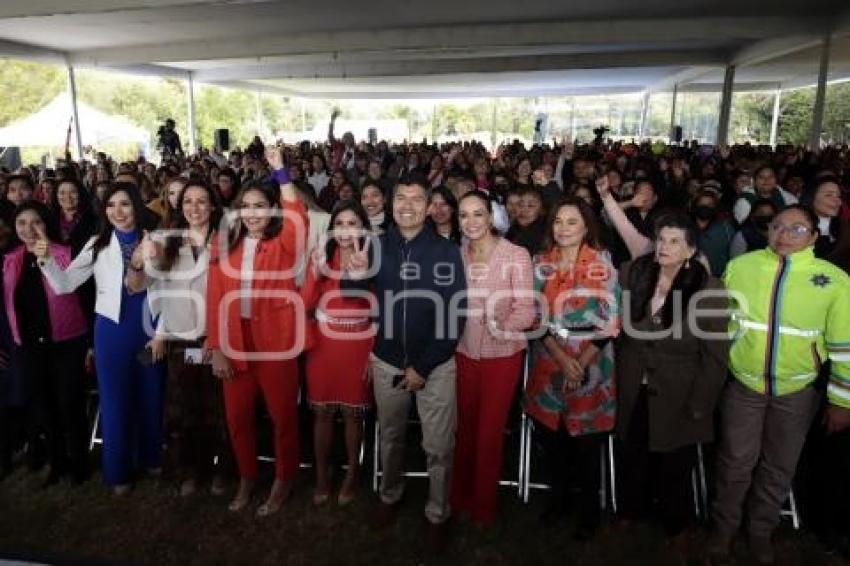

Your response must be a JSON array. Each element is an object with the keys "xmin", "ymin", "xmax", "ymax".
[
  {"xmin": 302, "ymin": 200, "xmax": 374, "ymax": 506},
  {"xmin": 206, "ymin": 149, "xmax": 308, "ymax": 516}
]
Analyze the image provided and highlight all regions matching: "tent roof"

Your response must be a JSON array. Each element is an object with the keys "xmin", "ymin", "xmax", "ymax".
[
  {"xmin": 0, "ymin": 92, "xmax": 149, "ymax": 147},
  {"xmin": 1, "ymin": 1, "xmax": 849, "ymax": 98}
]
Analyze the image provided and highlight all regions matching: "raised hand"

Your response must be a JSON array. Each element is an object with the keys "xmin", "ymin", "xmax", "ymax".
[
  {"xmin": 130, "ymin": 230, "xmax": 154, "ymax": 269},
  {"xmin": 264, "ymin": 146, "xmax": 284, "ymax": 171},
  {"xmin": 595, "ymin": 174, "xmax": 611, "ymax": 198},
  {"xmin": 562, "ymin": 137, "xmax": 575, "ymax": 159},
  {"xmin": 346, "ymin": 235, "xmax": 370, "ymax": 279},
  {"xmin": 310, "ymin": 234, "xmax": 328, "ymax": 277}
]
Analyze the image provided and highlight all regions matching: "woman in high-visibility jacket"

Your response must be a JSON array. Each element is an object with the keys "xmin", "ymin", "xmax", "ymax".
[{"xmin": 708, "ymin": 204, "xmax": 850, "ymax": 565}]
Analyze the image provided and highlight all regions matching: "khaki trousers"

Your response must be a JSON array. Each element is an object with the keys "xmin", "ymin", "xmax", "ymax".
[
  {"xmin": 712, "ymin": 379, "xmax": 820, "ymax": 537},
  {"xmin": 371, "ymin": 354, "xmax": 457, "ymax": 524}
]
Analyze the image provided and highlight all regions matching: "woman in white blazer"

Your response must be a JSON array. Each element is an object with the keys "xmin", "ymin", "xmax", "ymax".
[{"xmin": 35, "ymin": 182, "xmax": 163, "ymax": 494}]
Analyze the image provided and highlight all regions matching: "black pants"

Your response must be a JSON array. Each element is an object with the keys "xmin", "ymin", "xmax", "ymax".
[
  {"xmin": 18, "ymin": 336, "xmax": 89, "ymax": 479},
  {"xmin": 534, "ymin": 418, "xmax": 604, "ymax": 529},
  {"xmin": 163, "ymin": 342, "xmax": 233, "ymax": 483},
  {"xmin": 619, "ymin": 386, "xmax": 695, "ymax": 536}
]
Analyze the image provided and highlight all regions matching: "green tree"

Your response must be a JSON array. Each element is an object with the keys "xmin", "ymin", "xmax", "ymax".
[{"xmin": 0, "ymin": 59, "xmax": 65, "ymax": 128}]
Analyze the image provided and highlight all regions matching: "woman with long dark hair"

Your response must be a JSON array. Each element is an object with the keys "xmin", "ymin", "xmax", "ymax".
[
  {"xmin": 361, "ymin": 180, "xmax": 391, "ymax": 233},
  {"xmin": 4, "ymin": 202, "xmax": 90, "ymax": 486},
  {"xmin": 616, "ymin": 212, "xmax": 729, "ymax": 553},
  {"xmin": 426, "ymin": 185, "xmax": 461, "ymax": 244},
  {"xmin": 34, "ymin": 182, "xmax": 164, "ymax": 494},
  {"xmin": 301, "ymin": 200, "xmax": 374, "ymax": 506},
  {"xmin": 128, "ymin": 181, "xmax": 233, "ymax": 497},
  {"xmin": 800, "ymin": 175, "xmax": 844, "ymax": 258},
  {"xmin": 50, "ymin": 179, "xmax": 98, "ymax": 257},
  {"xmin": 206, "ymin": 149, "xmax": 307, "ymax": 516},
  {"xmin": 524, "ymin": 197, "xmax": 621, "ymax": 539}
]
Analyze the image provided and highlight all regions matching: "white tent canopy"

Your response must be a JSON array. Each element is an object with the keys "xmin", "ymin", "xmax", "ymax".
[
  {"xmin": 0, "ymin": 92, "xmax": 149, "ymax": 149},
  {"xmin": 0, "ymin": 2, "xmax": 849, "ymax": 99}
]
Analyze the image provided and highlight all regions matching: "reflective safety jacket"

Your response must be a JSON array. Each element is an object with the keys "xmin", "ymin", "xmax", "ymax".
[{"xmin": 723, "ymin": 247, "xmax": 850, "ymax": 408}]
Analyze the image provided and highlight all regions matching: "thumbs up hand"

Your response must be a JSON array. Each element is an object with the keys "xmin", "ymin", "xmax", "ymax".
[
  {"xmin": 130, "ymin": 230, "xmax": 154, "ymax": 270},
  {"xmin": 32, "ymin": 224, "xmax": 49, "ymax": 259}
]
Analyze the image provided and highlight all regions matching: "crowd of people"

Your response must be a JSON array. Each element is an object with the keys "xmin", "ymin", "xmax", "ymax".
[{"xmin": 2, "ymin": 114, "xmax": 850, "ymax": 564}]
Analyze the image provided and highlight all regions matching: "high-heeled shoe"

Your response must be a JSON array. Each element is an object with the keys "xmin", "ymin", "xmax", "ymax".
[
  {"xmin": 256, "ymin": 479, "xmax": 293, "ymax": 517},
  {"xmin": 337, "ymin": 470, "xmax": 358, "ymax": 506},
  {"xmin": 313, "ymin": 490, "xmax": 331, "ymax": 506},
  {"xmin": 227, "ymin": 479, "xmax": 254, "ymax": 512},
  {"xmin": 337, "ymin": 489, "xmax": 357, "ymax": 507}
]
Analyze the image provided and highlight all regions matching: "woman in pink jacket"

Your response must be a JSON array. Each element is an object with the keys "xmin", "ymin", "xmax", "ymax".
[
  {"xmin": 451, "ymin": 190, "xmax": 536, "ymax": 525},
  {"xmin": 3, "ymin": 201, "xmax": 89, "ymax": 486}
]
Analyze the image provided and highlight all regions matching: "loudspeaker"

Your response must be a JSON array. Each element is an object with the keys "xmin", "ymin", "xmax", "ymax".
[
  {"xmin": 214, "ymin": 129, "xmax": 230, "ymax": 151},
  {"xmin": 674, "ymin": 125, "xmax": 683, "ymax": 143},
  {"xmin": 368, "ymin": 128, "xmax": 377, "ymax": 144}
]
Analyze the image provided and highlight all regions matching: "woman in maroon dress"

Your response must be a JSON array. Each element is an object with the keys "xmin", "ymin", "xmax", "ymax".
[{"xmin": 301, "ymin": 200, "xmax": 374, "ymax": 506}]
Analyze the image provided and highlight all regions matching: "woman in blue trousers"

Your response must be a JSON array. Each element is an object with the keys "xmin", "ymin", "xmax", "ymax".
[{"xmin": 36, "ymin": 182, "xmax": 163, "ymax": 494}]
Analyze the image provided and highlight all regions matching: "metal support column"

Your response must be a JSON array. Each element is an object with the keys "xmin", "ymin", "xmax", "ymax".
[
  {"xmin": 65, "ymin": 58, "xmax": 84, "ymax": 160},
  {"xmin": 669, "ymin": 84, "xmax": 678, "ymax": 143},
  {"xmin": 638, "ymin": 90, "xmax": 650, "ymax": 140},
  {"xmin": 255, "ymin": 90, "xmax": 263, "ymax": 137},
  {"xmin": 770, "ymin": 89, "xmax": 782, "ymax": 148},
  {"xmin": 186, "ymin": 72, "xmax": 196, "ymax": 154},
  {"xmin": 490, "ymin": 98, "xmax": 498, "ymax": 149},
  {"xmin": 810, "ymin": 35, "xmax": 831, "ymax": 149},
  {"xmin": 717, "ymin": 64, "xmax": 736, "ymax": 146}
]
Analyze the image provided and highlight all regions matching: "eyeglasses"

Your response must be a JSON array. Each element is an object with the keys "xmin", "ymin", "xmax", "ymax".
[{"xmin": 768, "ymin": 223, "xmax": 812, "ymax": 238}]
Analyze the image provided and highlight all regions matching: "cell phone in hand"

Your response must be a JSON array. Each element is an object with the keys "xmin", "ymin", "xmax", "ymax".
[{"xmin": 392, "ymin": 374, "xmax": 404, "ymax": 388}]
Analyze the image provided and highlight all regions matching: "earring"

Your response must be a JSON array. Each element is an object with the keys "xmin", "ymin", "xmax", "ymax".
[{"xmin": 685, "ymin": 258, "xmax": 691, "ymax": 269}]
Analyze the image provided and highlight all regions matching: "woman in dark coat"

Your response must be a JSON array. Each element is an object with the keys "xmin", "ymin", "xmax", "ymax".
[{"xmin": 615, "ymin": 212, "xmax": 729, "ymax": 550}]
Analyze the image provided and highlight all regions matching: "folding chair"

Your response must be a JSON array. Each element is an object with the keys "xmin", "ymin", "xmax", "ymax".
[
  {"xmin": 780, "ymin": 489, "xmax": 801, "ymax": 530},
  {"xmin": 87, "ymin": 389, "xmax": 102, "ymax": 451},
  {"xmin": 520, "ymin": 415, "xmax": 618, "ymax": 514},
  {"xmin": 692, "ymin": 442, "xmax": 709, "ymax": 520}
]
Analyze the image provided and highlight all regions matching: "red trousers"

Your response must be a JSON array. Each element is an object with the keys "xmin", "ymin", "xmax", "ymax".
[
  {"xmin": 451, "ymin": 350, "xmax": 524, "ymax": 523},
  {"xmin": 222, "ymin": 322, "xmax": 300, "ymax": 481}
]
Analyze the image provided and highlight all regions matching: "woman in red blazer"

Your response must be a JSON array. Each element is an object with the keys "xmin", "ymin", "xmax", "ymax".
[{"xmin": 207, "ymin": 149, "xmax": 308, "ymax": 516}]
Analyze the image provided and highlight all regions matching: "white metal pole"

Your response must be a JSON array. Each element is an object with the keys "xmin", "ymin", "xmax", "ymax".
[
  {"xmin": 255, "ymin": 90, "xmax": 263, "ymax": 137},
  {"xmin": 186, "ymin": 72, "xmax": 196, "ymax": 154},
  {"xmin": 490, "ymin": 98, "xmax": 497, "ymax": 150},
  {"xmin": 770, "ymin": 89, "xmax": 782, "ymax": 148},
  {"xmin": 669, "ymin": 84, "xmax": 678, "ymax": 143},
  {"xmin": 638, "ymin": 91, "xmax": 650, "ymax": 140},
  {"xmin": 810, "ymin": 35, "xmax": 831, "ymax": 149},
  {"xmin": 65, "ymin": 59, "xmax": 84, "ymax": 161}
]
